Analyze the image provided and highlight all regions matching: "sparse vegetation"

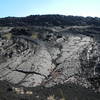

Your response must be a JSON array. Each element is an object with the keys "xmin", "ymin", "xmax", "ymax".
[
  {"xmin": 31, "ymin": 33, "xmax": 38, "ymax": 39},
  {"xmin": 0, "ymin": 14, "xmax": 100, "ymax": 100},
  {"xmin": 0, "ymin": 81, "xmax": 100, "ymax": 100},
  {"xmin": 0, "ymin": 15, "xmax": 100, "ymax": 27},
  {"xmin": 2, "ymin": 32, "xmax": 12, "ymax": 40}
]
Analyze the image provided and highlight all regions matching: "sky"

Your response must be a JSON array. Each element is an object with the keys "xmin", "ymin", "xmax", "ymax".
[{"xmin": 0, "ymin": 0, "xmax": 100, "ymax": 18}]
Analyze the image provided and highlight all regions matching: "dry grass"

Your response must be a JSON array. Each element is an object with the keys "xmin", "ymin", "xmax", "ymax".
[
  {"xmin": 47, "ymin": 95, "xmax": 56, "ymax": 100},
  {"xmin": 31, "ymin": 33, "xmax": 38, "ymax": 39},
  {"xmin": 2, "ymin": 33, "xmax": 12, "ymax": 40}
]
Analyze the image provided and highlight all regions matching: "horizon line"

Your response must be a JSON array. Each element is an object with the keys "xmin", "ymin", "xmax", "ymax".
[{"xmin": 0, "ymin": 14, "xmax": 100, "ymax": 19}]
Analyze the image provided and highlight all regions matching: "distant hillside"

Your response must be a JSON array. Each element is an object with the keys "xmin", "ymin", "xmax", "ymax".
[{"xmin": 0, "ymin": 14, "xmax": 100, "ymax": 26}]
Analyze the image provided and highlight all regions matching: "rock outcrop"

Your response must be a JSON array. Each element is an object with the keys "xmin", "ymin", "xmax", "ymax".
[{"xmin": 0, "ymin": 32, "xmax": 99, "ymax": 91}]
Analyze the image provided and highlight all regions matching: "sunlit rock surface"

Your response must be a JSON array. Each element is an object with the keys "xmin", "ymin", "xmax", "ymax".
[{"xmin": 0, "ymin": 32, "xmax": 99, "ymax": 90}]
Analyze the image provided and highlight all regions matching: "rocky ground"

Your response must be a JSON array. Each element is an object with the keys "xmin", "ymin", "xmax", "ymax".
[
  {"xmin": 0, "ymin": 80, "xmax": 100, "ymax": 100},
  {"xmin": 0, "ymin": 26, "xmax": 100, "ymax": 100}
]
